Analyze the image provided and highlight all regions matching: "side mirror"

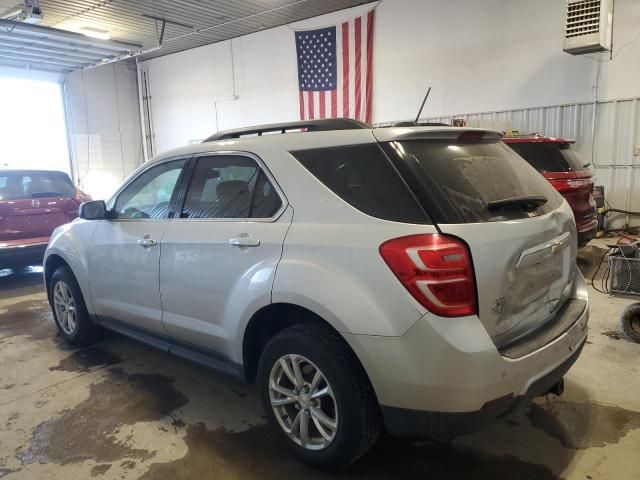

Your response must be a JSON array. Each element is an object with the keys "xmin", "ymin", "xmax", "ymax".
[{"xmin": 79, "ymin": 200, "xmax": 107, "ymax": 220}]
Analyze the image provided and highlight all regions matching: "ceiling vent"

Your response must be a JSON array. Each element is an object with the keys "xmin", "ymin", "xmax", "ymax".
[{"xmin": 563, "ymin": 0, "xmax": 613, "ymax": 55}]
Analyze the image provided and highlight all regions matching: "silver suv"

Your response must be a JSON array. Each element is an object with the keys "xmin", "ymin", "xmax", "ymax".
[{"xmin": 44, "ymin": 119, "xmax": 588, "ymax": 469}]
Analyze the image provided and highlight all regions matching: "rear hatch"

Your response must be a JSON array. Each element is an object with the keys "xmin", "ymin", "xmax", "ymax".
[
  {"xmin": 376, "ymin": 129, "xmax": 578, "ymax": 348},
  {"xmin": 0, "ymin": 171, "xmax": 79, "ymax": 243},
  {"xmin": 506, "ymin": 141, "xmax": 595, "ymax": 231}
]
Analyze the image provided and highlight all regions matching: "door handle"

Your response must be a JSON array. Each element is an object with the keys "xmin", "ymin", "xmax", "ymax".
[
  {"xmin": 137, "ymin": 238, "xmax": 157, "ymax": 248},
  {"xmin": 229, "ymin": 235, "xmax": 260, "ymax": 247}
]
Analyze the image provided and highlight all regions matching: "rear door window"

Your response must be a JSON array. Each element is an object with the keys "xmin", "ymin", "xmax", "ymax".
[
  {"xmin": 507, "ymin": 143, "xmax": 586, "ymax": 172},
  {"xmin": 291, "ymin": 144, "xmax": 429, "ymax": 224},
  {"xmin": 382, "ymin": 140, "xmax": 563, "ymax": 224},
  {"xmin": 180, "ymin": 155, "xmax": 282, "ymax": 219}
]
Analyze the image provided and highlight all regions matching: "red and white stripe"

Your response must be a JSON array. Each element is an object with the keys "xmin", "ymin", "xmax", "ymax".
[{"xmin": 299, "ymin": 9, "xmax": 374, "ymax": 123}]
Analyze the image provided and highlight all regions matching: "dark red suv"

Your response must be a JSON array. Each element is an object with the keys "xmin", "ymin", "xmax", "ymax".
[
  {"xmin": 503, "ymin": 135, "xmax": 597, "ymax": 245},
  {"xmin": 0, "ymin": 170, "xmax": 90, "ymax": 268}
]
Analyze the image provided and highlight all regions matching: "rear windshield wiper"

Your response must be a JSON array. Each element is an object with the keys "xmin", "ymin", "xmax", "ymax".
[{"xmin": 487, "ymin": 196, "xmax": 547, "ymax": 210}]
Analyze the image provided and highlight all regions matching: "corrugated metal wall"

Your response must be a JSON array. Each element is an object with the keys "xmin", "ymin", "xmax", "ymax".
[
  {"xmin": 63, "ymin": 60, "xmax": 144, "ymax": 200},
  {"xmin": 387, "ymin": 99, "xmax": 640, "ymax": 227}
]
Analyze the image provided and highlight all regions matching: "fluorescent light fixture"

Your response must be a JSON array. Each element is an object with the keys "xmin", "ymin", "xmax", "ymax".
[{"xmin": 78, "ymin": 26, "xmax": 111, "ymax": 40}]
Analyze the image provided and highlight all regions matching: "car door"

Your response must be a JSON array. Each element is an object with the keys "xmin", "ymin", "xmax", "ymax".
[
  {"xmin": 159, "ymin": 152, "xmax": 292, "ymax": 358},
  {"xmin": 89, "ymin": 158, "xmax": 188, "ymax": 335}
]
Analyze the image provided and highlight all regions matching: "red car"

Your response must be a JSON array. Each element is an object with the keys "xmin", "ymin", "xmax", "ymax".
[
  {"xmin": 0, "ymin": 170, "xmax": 90, "ymax": 268},
  {"xmin": 503, "ymin": 135, "xmax": 597, "ymax": 246}
]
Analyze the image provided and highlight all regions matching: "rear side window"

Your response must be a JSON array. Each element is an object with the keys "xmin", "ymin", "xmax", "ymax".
[
  {"xmin": 383, "ymin": 140, "xmax": 563, "ymax": 224},
  {"xmin": 0, "ymin": 171, "xmax": 75, "ymax": 200},
  {"xmin": 507, "ymin": 143, "xmax": 586, "ymax": 172},
  {"xmin": 291, "ymin": 144, "xmax": 429, "ymax": 223}
]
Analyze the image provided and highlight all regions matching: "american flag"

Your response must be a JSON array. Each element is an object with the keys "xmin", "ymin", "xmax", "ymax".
[{"xmin": 295, "ymin": 9, "xmax": 374, "ymax": 123}]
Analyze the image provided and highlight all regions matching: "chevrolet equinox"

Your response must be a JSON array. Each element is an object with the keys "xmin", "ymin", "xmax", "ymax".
[{"xmin": 44, "ymin": 119, "xmax": 589, "ymax": 469}]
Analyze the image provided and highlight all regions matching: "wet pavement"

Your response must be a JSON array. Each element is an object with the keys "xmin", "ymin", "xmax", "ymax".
[{"xmin": 0, "ymin": 265, "xmax": 639, "ymax": 479}]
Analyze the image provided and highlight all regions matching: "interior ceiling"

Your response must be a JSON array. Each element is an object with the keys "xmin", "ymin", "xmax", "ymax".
[
  {"xmin": 0, "ymin": 18, "xmax": 144, "ymax": 73},
  {"xmin": 0, "ymin": 0, "xmax": 375, "ymax": 64}
]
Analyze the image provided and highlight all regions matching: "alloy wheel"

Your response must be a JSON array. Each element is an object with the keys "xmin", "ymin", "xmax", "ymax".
[
  {"xmin": 269, "ymin": 354, "xmax": 338, "ymax": 450},
  {"xmin": 53, "ymin": 280, "xmax": 77, "ymax": 335}
]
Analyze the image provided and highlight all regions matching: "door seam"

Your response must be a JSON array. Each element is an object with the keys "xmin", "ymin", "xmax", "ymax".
[{"xmin": 270, "ymin": 204, "xmax": 295, "ymax": 304}]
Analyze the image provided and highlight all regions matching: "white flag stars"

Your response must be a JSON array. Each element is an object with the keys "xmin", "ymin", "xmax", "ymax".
[{"xmin": 296, "ymin": 26, "xmax": 337, "ymax": 91}]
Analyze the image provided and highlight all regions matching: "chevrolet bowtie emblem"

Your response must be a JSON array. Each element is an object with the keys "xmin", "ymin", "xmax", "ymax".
[{"xmin": 31, "ymin": 199, "xmax": 40, "ymax": 208}]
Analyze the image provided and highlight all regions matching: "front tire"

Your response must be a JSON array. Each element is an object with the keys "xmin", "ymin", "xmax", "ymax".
[
  {"xmin": 257, "ymin": 323, "xmax": 382, "ymax": 470},
  {"xmin": 50, "ymin": 266, "xmax": 99, "ymax": 345}
]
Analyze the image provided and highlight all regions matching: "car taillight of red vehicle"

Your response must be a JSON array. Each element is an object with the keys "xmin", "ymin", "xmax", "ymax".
[
  {"xmin": 379, "ymin": 233, "xmax": 477, "ymax": 317},
  {"xmin": 545, "ymin": 172, "xmax": 593, "ymax": 193}
]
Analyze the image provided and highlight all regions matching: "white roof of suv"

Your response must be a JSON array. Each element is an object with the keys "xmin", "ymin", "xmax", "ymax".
[{"xmin": 151, "ymin": 119, "xmax": 502, "ymax": 165}]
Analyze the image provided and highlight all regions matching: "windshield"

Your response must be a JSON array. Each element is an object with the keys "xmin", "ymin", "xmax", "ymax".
[
  {"xmin": 0, "ymin": 172, "xmax": 75, "ymax": 201},
  {"xmin": 383, "ymin": 140, "xmax": 563, "ymax": 224}
]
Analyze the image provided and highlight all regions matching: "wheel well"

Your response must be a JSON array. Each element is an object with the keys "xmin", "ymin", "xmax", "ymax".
[
  {"xmin": 44, "ymin": 254, "xmax": 70, "ymax": 300},
  {"xmin": 242, "ymin": 303, "xmax": 361, "ymax": 384}
]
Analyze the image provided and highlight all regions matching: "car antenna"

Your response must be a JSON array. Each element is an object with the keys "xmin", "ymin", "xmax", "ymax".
[{"xmin": 414, "ymin": 86, "xmax": 432, "ymax": 123}]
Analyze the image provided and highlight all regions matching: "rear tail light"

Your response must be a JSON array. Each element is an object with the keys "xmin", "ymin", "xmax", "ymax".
[
  {"xmin": 379, "ymin": 234, "xmax": 477, "ymax": 317},
  {"xmin": 548, "ymin": 178, "xmax": 592, "ymax": 192}
]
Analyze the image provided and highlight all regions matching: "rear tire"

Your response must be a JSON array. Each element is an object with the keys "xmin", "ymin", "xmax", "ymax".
[
  {"xmin": 257, "ymin": 322, "xmax": 382, "ymax": 470},
  {"xmin": 621, "ymin": 302, "xmax": 640, "ymax": 344},
  {"xmin": 49, "ymin": 266, "xmax": 100, "ymax": 346}
]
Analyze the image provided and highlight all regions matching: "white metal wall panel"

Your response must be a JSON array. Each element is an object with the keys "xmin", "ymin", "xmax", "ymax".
[{"xmin": 63, "ymin": 60, "xmax": 143, "ymax": 199}]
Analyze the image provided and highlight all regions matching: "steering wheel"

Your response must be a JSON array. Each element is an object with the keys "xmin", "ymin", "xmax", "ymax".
[{"xmin": 121, "ymin": 207, "xmax": 149, "ymax": 219}]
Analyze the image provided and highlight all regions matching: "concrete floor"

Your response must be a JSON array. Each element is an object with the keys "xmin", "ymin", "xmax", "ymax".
[{"xmin": 1, "ymin": 255, "xmax": 639, "ymax": 479}]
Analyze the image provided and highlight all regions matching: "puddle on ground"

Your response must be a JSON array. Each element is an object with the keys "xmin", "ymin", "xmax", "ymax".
[
  {"xmin": 0, "ymin": 269, "xmax": 44, "ymax": 297},
  {"xmin": 527, "ymin": 401, "xmax": 640, "ymax": 449},
  {"xmin": 139, "ymin": 423, "xmax": 561, "ymax": 480},
  {"xmin": 601, "ymin": 330, "xmax": 633, "ymax": 342},
  {"xmin": 0, "ymin": 299, "xmax": 56, "ymax": 341},
  {"xmin": 49, "ymin": 347, "xmax": 122, "ymax": 372},
  {"xmin": 121, "ymin": 460, "xmax": 136, "ymax": 469},
  {"xmin": 90, "ymin": 464, "xmax": 111, "ymax": 476},
  {"xmin": 19, "ymin": 367, "xmax": 189, "ymax": 465}
]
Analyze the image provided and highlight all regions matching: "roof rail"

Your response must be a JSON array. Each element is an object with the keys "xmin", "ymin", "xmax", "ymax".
[{"xmin": 203, "ymin": 118, "xmax": 370, "ymax": 142}]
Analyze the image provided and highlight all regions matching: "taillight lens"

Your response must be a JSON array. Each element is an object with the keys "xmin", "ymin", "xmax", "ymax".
[
  {"xmin": 379, "ymin": 234, "xmax": 477, "ymax": 317},
  {"xmin": 548, "ymin": 178, "xmax": 592, "ymax": 192}
]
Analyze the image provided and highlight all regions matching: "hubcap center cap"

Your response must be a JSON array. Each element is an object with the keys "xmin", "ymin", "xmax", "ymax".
[{"xmin": 298, "ymin": 393, "xmax": 311, "ymax": 410}]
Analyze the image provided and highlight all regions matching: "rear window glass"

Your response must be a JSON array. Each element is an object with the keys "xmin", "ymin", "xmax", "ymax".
[
  {"xmin": 383, "ymin": 140, "xmax": 563, "ymax": 224},
  {"xmin": 291, "ymin": 144, "xmax": 429, "ymax": 223},
  {"xmin": 0, "ymin": 171, "xmax": 75, "ymax": 201},
  {"xmin": 507, "ymin": 142, "xmax": 586, "ymax": 172}
]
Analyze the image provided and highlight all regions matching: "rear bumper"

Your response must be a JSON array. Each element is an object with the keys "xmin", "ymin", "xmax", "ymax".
[
  {"xmin": 577, "ymin": 220, "xmax": 597, "ymax": 245},
  {"xmin": 380, "ymin": 341, "xmax": 583, "ymax": 439},
  {"xmin": 343, "ymin": 271, "xmax": 589, "ymax": 437},
  {"xmin": 0, "ymin": 241, "xmax": 49, "ymax": 268}
]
